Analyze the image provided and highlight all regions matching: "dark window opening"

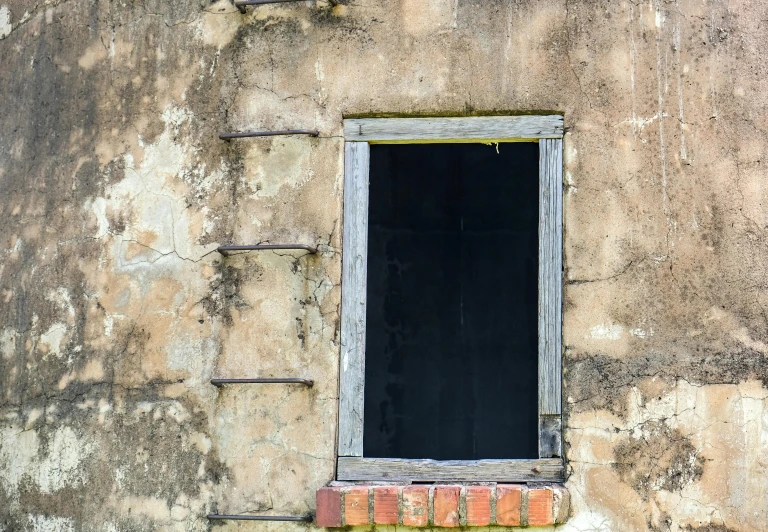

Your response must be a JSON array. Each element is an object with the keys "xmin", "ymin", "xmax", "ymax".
[{"xmin": 363, "ymin": 142, "xmax": 540, "ymax": 461}]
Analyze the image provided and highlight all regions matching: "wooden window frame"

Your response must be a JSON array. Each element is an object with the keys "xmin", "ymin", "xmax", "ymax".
[{"xmin": 337, "ymin": 116, "xmax": 564, "ymax": 483}]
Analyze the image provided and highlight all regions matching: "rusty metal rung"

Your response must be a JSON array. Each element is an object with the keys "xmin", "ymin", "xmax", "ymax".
[
  {"xmin": 219, "ymin": 129, "xmax": 319, "ymax": 140},
  {"xmin": 211, "ymin": 378, "xmax": 314, "ymax": 387},
  {"xmin": 207, "ymin": 514, "xmax": 313, "ymax": 522},
  {"xmin": 234, "ymin": 0, "xmax": 337, "ymax": 14},
  {"xmin": 217, "ymin": 244, "xmax": 317, "ymax": 256}
]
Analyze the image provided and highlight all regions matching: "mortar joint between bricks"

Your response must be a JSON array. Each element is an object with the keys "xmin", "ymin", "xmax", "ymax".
[
  {"xmin": 340, "ymin": 487, "xmax": 347, "ymax": 526},
  {"xmin": 428, "ymin": 485, "xmax": 435, "ymax": 525},
  {"xmin": 521, "ymin": 484, "xmax": 530, "ymax": 527},
  {"xmin": 458, "ymin": 485, "xmax": 468, "ymax": 526},
  {"xmin": 490, "ymin": 485, "xmax": 498, "ymax": 526},
  {"xmin": 367, "ymin": 486, "xmax": 374, "ymax": 524}
]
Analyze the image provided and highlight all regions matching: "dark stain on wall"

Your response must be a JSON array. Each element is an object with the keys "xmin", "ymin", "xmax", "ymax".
[
  {"xmin": 199, "ymin": 258, "xmax": 259, "ymax": 326},
  {"xmin": 682, "ymin": 525, "xmax": 740, "ymax": 532},
  {"xmin": 613, "ymin": 421, "xmax": 703, "ymax": 500},
  {"xmin": 11, "ymin": 389, "xmax": 230, "ymax": 526},
  {"xmin": 566, "ymin": 347, "xmax": 768, "ymax": 417}
]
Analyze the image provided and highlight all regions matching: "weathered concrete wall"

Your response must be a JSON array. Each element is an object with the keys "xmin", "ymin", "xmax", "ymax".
[{"xmin": 0, "ymin": 0, "xmax": 766, "ymax": 530}]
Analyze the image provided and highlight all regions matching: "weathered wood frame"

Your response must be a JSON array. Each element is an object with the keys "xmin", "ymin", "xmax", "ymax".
[{"xmin": 338, "ymin": 116, "xmax": 564, "ymax": 482}]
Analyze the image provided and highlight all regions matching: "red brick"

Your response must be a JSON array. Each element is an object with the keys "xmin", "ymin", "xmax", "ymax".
[
  {"xmin": 466, "ymin": 486, "xmax": 491, "ymax": 526},
  {"xmin": 373, "ymin": 486, "xmax": 399, "ymax": 525},
  {"xmin": 344, "ymin": 487, "xmax": 370, "ymax": 526},
  {"xmin": 433, "ymin": 486, "xmax": 460, "ymax": 527},
  {"xmin": 528, "ymin": 487, "xmax": 554, "ymax": 526},
  {"xmin": 402, "ymin": 486, "xmax": 429, "ymax": 527},
  {"xmin": 496, "ymin": 485, "xmax": 523, "ymax": 526},
  {"xmin": 315, "ymin": 487, "xmax": 342, "ymax": 527}
]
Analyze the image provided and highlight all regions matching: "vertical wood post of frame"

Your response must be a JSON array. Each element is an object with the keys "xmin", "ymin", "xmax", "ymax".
[
  {"xmin": 338, "ymin": 141, "xmax": 370, "ymax": 458},
  {"xmin": 538, "ymin": 137, "xmax": 563, "ymax": 458}
]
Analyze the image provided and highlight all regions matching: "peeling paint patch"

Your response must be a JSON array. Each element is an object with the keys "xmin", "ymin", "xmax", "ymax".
[
  {"xmin": 103, "ymin": 314, "xmax": 113, "ymax": 337},
  {"xmin": 105, "ymin": 104, "xmax": 216, "ymax": 267},
  {"xmin": 90, "ymin": 197, "xmax": 109, "ymax": 238},
  {"xmin": 0, "ymin": 426, "xmax": 39, "ymax": 494},
  {"xmin": 589, "ymin": 323, "xmax": 624, "ymax": 340},
  {"xmin": 630, "ymin": 327, "xmax": 654, "ymax": 339},
  {"xmin": 0, "ymin": 6, "xmax": 10, "ymax": 39},
  {"xmin": 37, "ymin": 427, "xmax": 94, "ymax": 493},
  {"xmin": 28, "ymin": 515, "xmax": 75, "ymax": 532},
  {"xmin": 77, "ymin": 40, "xmax": 108, "ymax": 70},
  {"xmin": 39, "ymin": 323, "xmax": 68, "ymax": 359},
  {"xmin": 559, "ymin": 511, "xmax": 616, "ymax": 531},
  {"xmin": 47, "ymin": 288, "xmax": 76, "ymax": 323},
  {"xmin": 189, "ymin": 432, "xmax": 212, "ymax": 455},
  {"xmin": 199, "ymin": 0, "xmax": 241, "ymax": 48},
  {"xmin": 0, "ymin": 327, "xmax": 17, "ymax": 358}
]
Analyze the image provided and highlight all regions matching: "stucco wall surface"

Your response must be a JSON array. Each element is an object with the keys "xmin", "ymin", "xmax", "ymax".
[{"xmin": 0, "ymin": 0, "xmax": 766, "ymax": 531}]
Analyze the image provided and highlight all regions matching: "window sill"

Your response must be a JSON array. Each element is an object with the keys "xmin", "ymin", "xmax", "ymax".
[
  {"xmin": 336, "ymin": 457, "xmax": 564, "ymax": 483},
  {"xmin": 316, "ymin": 483, "xmax": 570, "ymax": 528}
]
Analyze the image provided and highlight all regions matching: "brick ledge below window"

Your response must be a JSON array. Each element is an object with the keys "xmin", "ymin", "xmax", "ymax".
[{"xmin": 316, "ymin": 484, "xmax": 569, "ymax": 528}]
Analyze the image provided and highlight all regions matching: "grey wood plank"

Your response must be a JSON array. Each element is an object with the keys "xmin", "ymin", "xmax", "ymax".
[
  {"xmin": 337, "ymin": 457, "xmax": 564, "ymax": 483},
  {"xmin": 338, "ymin": 141, "xmax": 370, "ymax": 457},
  {"xmin": 344, "ymin": 116, "xmax": 563, "ymax": 143},
  {"xmin": 538, "ymin": 138, "xmax": 563, "ymax": 416},
  {"xmin": 539, "ymin": 415, "xmax": 563, "ymax": 458}
]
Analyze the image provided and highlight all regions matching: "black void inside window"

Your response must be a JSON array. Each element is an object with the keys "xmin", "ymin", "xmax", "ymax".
[{"xmin": 364, "ymin": 142, "xmax": 539, "ymax": 461}]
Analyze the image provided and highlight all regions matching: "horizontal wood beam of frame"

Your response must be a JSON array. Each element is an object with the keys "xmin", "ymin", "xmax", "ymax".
[
  {"xmin": 337, "ymin": 457, "xmax": 564, "ymax": 483},
  {"xmin": 343, "ymin": 116, "xmax": 563, "ymax": 143}
]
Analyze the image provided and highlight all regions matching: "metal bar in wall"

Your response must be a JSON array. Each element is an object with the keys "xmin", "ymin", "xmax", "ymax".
[
  {"xmin": 217, "ymin": 244, "xmax": 317, "ymax": 256},
  {"xmin": 211, "ymin": 378, "xmax": 313, "ymax": 387},
  {"xmin": 207, "ymin": 514, "xmax": 313, "ymax": 522},
  {"xmin": 219, "ymin": 129, "xmax": 319, "ymax": 140},
  {"xmin": 234, "ymin": 0, "xmax": 337, "ymax": 13}
]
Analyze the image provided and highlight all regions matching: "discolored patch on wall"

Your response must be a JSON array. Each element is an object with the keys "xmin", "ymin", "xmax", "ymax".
[
  {"xmin": 198, "ymin": 258, "xmax": 261, "ymax": 326},
  {"xmin": 613, "ymin": 421, "xmax": 703, "ymax": 501},
  {"xmin": 681, "ymin": 525, "xmax": 739, "ymax": 532},
  {"xmin": 566, "ymin": 347, "xmax": 768, "ymax": 417},
  {"xmin": 0, "ymin": 5, "xmax": 11, "ymax": 40},
  {"xmin": 6, "ymin": 389, "xmax": 231, "ymax": 529}
]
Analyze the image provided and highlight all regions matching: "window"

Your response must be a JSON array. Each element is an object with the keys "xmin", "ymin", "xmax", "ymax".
[{"xmin": 338, "ymin": 116, "xmax": 564, "ymax": 482}]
